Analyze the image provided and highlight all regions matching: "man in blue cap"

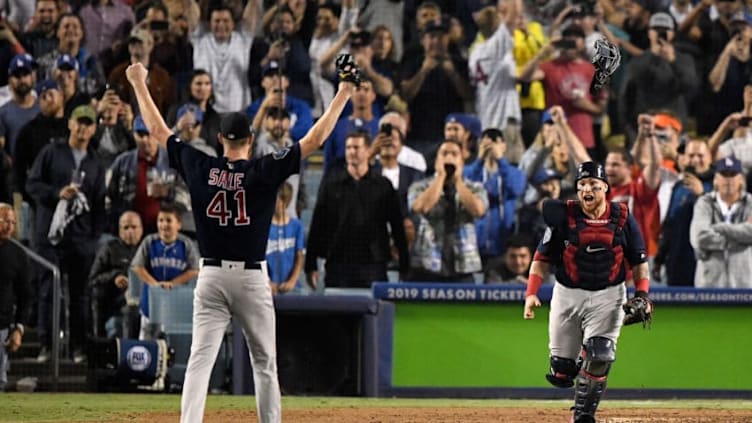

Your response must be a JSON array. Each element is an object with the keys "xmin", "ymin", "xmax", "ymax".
[
  {"xmin": 0, "ymin": 53, "xmax": 39, "ymax": 155},
  {"xmin": 444, "ymin": 113, "xmax": 480, "ymax": 163},
  {"xmin": 245, "ymin": 61, "xmax": 313, "ymax": 143},
  {"xmin": 53, "ymin": 53, "xmax": 91, "ymax": 118}
]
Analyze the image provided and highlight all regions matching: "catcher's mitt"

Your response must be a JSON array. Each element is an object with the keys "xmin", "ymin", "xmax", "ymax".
[
  {"xmin": 623, "ymin": 294, "xmax": 653, "ymax": 328},
  {"xmin": 335, "ymin": 53, "xmax": 361, "ymax": 87}
]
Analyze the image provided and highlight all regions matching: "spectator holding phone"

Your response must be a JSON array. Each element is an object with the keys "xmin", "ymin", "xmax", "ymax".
[
  {"xmin": 621, "ymin": 12, "xmax": 698, "ymax": 141},
  {"xmin": 519, "ymin": 24, "xmax": 605, "ymax": 158},
  {"xmin": 407, "ymin": 139, "xmax": 487, "ymax": 282},
  {"xmin": 656, "ymin": 137, "xmax": 714, "ymax": 286}
]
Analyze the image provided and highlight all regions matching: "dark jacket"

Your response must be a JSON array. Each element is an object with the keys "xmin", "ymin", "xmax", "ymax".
[
  {"xmin": 0, "ymin": 149, "xmax": 10, "ymax": 204},
  {"xmin": 0, "ymin": 239, "xmax": 32, "ymax": 329},
  {"xmin": 12, "ymin": 113, "xmax": 68, "ymax": 202},
  {"xmin": 305, "ymin": 168, "xmax": 409, "ymax": 274},
  {"xmin": 26, "ymin": 140, "xmax": 107, "ymax": 245},
  {"xmin": 88, "ymin": 237, "xmax": 139, "ymax": 307},
  {"xmin": 660, "ymin": 171, "xmax": 714, "ymax": 286},
  {"xmin": 372, "ymin": 161, "xmax": 425, "ymax": 218},
  {"xmin": 106, "ymin": 147, "xmax": 176, "ymax": 232},
  {"xmin": 621, "ymin": 49, "xmax": 698, "ymax": 131},
  {"xmin": 89, "ymin": 237, "xmax": 139, "ymax": 288}
]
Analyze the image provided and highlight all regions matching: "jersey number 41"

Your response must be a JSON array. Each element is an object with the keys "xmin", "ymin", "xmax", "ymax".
[{"xmin": 206, "ymin": 190, "xmax": 250, "ymax": 226}]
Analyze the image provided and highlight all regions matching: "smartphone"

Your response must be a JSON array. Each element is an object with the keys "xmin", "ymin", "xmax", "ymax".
[
  {"xmin": 380, "ymin": 122, "xmax": 392, "ymax": 135},
  {"xmin": 684, "ymin": 165, "xmax": 696, "ymax": 176},
  {"xmin": 739, "ymin": 116, "xmax": 752, "ymax": 126},
  {"xmin": 656, "ymin": 29, "xmax": 668, "ymax": 41}
]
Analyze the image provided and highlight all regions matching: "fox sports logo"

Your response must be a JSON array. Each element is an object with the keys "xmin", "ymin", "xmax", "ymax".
[{"xmin": 126, "ymin": 346, "xmax": 152, "ymax": 372}]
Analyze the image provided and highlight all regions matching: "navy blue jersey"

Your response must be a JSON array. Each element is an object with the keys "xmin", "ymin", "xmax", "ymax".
[
  {"xmin": 535, "ymin": 199, "xmax": 647, "ymax": 286},
  {"xmin": 166, "ymin": 134, "xmax": 301, "ymax": 261}
]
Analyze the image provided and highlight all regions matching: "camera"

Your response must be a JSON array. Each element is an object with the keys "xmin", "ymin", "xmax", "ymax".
[
  {"xmin": 380, "ymin": 122, "xmax": 392, "ymax": 135},
  {"xmin": 149, "ymin": 20, "xmax": 169, "ymax": 31}
]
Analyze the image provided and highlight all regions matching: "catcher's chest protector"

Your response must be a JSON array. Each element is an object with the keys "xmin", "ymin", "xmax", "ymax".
[{"xmin": 562, "ymin": 201, "xmax": 628, "ymax": 288}]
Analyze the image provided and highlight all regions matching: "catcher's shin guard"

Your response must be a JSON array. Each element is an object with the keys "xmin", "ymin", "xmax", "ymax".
[{"xmin": 573, "ymin": 337, "xmax": 615, "ymax": 421}]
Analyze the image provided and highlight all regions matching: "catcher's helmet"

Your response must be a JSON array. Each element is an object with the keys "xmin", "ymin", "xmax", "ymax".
[{"xmin": 575, "ymin": 161, "xmax": 609, "ymax": 187}]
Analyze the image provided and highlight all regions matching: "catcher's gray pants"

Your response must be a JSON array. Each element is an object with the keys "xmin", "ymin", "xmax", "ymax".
[
  {"xmin": 181, "ymin": 261, "xmax": 280, "ymax": 423},
  {"xmin": 548, "ymin": 283, "xmax": 626, "ymax": 360}
]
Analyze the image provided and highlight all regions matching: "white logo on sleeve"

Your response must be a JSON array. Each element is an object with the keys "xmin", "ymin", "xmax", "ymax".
[{"xmin": 585, "ymin": 245, "xmax": 606, "ymax": 253}]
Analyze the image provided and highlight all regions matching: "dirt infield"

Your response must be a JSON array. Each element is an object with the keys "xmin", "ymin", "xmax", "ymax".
[{"xmin": 123, "ymin": 407, "xmax": 752, "ymax": 423}]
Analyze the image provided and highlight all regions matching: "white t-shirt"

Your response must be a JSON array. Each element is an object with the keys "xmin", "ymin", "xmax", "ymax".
[
  {"xmin": 192, "ymin": 28, "xmax": 254, "ymax": 113},
  {"xmin": 382, "ymin": 166, "xmax": 399, "ymax": 190},
  {"xmin": 468, "ymin": 23, "xmax": 520, "ymax": 130},
  {"xmin": 718, "ymin": 135, "xmax": 752, "ymax": 174}
]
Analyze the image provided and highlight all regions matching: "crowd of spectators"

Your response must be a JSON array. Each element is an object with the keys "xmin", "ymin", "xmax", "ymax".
[{"xmin": 2, "ymin": 0, "xmax": 752, "ymax": 362}]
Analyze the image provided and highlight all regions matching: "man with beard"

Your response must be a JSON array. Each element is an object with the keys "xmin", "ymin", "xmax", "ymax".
[
  {"xmin": 0, "ymin": 53, "xmax": 39, "ymax": 155},
  {"xmin": 251, "ymin": 106, "xmax": 304, "ymax": 219},
  {"xmin": 524, "ymin": 161, "xmax": 652, "ymax": 423},
  {"xmin": 659, "ymin": 137, "xmax": 714, "ymax": 286},
  {"xmin": 13, "ymin": 79, "xmax": 67, "ymax": 203},
  {"xmin": 605, "ymin": 115, "xmax": 662, "ymax": 258}
]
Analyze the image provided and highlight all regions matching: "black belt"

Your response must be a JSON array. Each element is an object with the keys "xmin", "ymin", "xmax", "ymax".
[{"xmin": 202, "ymin": 258, "xmax": 262, "ymax": 270}]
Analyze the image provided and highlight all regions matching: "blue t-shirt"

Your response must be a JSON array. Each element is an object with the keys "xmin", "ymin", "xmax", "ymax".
[
  {"xmin": 132, "ymin": 233, "xmax": 198, "ymax": 317},
  {"xmin": 0, "ymin": 100, "xmax": 40, "ymax": 155},
  {"xmin": 266, "ymin": 218, "xmax": 305, "ymax": 287}
]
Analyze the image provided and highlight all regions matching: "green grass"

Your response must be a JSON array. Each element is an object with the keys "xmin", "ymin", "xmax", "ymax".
[{"xmin": 0, "ymin": 394, "xmax": 751, "ymax": 422}]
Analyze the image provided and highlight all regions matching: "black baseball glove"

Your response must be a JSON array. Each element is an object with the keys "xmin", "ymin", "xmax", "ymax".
[
  {"xmin": 623, "ymin": 291, "xmax": 653, "ymax": 328},
  {"xmin": 335, "ymin": 53, "xmax": 361, "ymax": 87}
]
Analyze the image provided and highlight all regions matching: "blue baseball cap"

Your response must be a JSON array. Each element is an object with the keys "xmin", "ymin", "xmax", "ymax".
[
  {"xmin": 176, "ymin": 103, "xmax": 204, "ymax": 125},
  {"xmin": 8, "ymin": 53, "xmax": 37, "ymax": 76},
  {"xmin": 532, "ymin": 168, "xmax": 563, "ymax": 186},
  {"xmin": 55, "ymin": 54, "xmax": 79, "ymax": 71},
  {"xmin": 262, "ymin": 60, "xmax": 286, "ymax": 78},
  {"xmin": 36, "ymin": 79, "xmax": 59, "ymax": 94},
  {"xmin": 716, "ymin": 156, "xmax": 742, "ymax": 175},
  {"xmin": 445, "ymin": 113, "xmax": 482, "ymax": 139},
  {"xmin": 730, "ymin": 11, "xmax": 752, "ymax": 26},
  {"xmin": 133, "ymin": 116, "xmax": 149, "ymax": 134}
]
